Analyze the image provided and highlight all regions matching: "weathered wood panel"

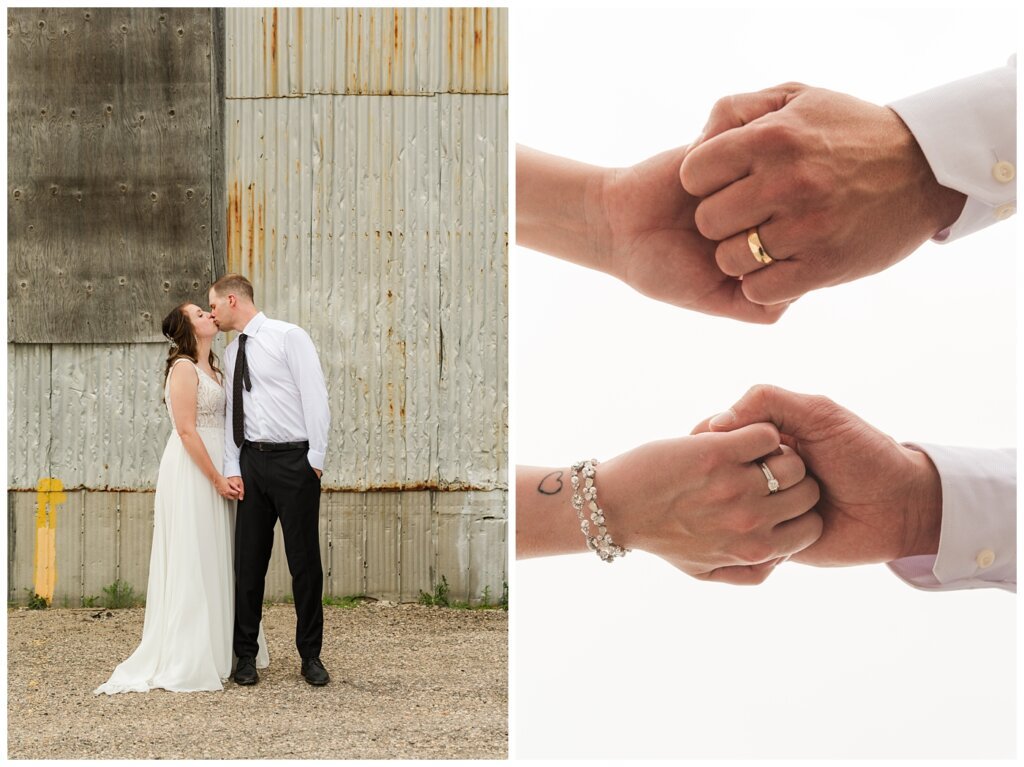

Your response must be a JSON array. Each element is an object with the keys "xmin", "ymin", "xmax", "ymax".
[{"xmin": 7, "ymin": 8, "xmax": 219, "ymax": 343}]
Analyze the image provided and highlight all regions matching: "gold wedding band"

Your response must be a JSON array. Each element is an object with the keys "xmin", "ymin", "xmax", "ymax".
[
  {"xmin": 747, "ymin": 228, "xmax": 773, "ymax": 265},
  {"xmin": 758, "ymin": 461, "xmax": 780, "ymax": 494}
]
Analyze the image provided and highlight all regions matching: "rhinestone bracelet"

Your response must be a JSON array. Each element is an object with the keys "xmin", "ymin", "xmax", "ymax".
[{"xmin": 570, "ymin": 459, "xmax": 629, "ymax": 563}]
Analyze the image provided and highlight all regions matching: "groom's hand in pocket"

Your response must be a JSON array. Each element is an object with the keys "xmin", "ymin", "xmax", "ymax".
[{"xmin": 227, "ymin": 475, "xmax": 245, "ymax": 501}]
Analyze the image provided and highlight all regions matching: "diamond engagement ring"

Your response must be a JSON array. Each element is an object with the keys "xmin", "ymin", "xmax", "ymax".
[
  {"xmin": 747, "ymin": 228, "xmax": 773, "ymax": 265},
  {"xmin": 758, "ymin": 460, "xmax": 780, "ymax": 494}
]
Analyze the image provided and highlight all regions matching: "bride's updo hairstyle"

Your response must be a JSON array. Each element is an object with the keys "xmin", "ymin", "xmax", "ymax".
[{"xmin": 161, "ymin": 303, "xmax": 223, "ymax": 390}]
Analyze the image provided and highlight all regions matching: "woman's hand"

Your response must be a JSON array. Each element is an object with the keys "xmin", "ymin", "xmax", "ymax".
[
  {"xmin": 597, "ymin": 423, "xmax": 822, "ymax": 584},
  {"xmin": 516, "ymin": 145, "xmax": 787, "ymax": 324},
  {"xmin": 214, "ymin": 474, "xmax": 240, "ymax": 500}
]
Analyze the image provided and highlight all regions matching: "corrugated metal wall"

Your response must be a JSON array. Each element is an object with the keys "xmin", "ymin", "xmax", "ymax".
[{"xmin": 8, "ymin": 7, "xmax": 508, "ymax": 606}]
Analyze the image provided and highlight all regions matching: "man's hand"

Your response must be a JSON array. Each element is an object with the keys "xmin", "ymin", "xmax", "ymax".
[
  {"xmin": 693, "ymin": 385, "xmax": 943, "ymax": 566},
  {"xmin": 679, "ymin": 84, "xmax": 967, "ymax": 306},
  {"xmin": 314, "ymin": 468, "xmax": 322, "ymax": 479},
  {"xmin": 227, "ymin": 475, "xmax": 245, "ymax": 502},
  {"xmin": 516, "ymin": 145, "xmax": 786, "ymax": 323}
]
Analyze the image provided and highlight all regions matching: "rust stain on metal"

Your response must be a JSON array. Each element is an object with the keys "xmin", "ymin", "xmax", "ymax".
[
  {"xmin": 258, "ymin": 189, "xmax": 265, "ymax": 271},
  {"xmin": 8, "ymin": 482, "xmax": 498, "ymax": 493},
  {"xmin": 227, "ymin": 178, "xmax": 241, "ymax": 272},
  {"xmin": 392, "ymin": 8, "xmax": 401, "ymax": 92},
  {"xmin": 295, "ymin": 7, "xmax": 303, "ymax": 95},
  {"xmin": 246, "ymin": 181, "xmax": 255, "ymax": 274},
  {"xmin": 485, "ymin": 7, "xmax": 496, "ymax": 90},
  {"xmin": 270, "ymin": 7, "xmax": 279, "ymax": 96},
  {"xmin": 261, "ymin": 11, "xmax": 267, "ymax": 98}
]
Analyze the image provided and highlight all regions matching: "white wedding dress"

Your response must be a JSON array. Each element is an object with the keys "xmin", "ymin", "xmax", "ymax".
[{"xmin": 95, "ymin": 359, "xmax": 268, "ymax": 694}]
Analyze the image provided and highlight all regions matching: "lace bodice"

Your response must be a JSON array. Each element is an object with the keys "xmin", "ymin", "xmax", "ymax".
[{"xmin": 165, "ymin": 359, "xmax": 225, "ymax": 431}]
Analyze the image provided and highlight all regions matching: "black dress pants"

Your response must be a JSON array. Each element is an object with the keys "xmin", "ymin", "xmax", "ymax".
[{"xmin": 233, "ymin": 444, "xmax": 324, "ymax": 659}]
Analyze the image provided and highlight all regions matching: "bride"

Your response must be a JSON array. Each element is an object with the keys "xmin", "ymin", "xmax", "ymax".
[{"xmin": 95, "ymin": 303, "xmax": 268, "ymax": 694}]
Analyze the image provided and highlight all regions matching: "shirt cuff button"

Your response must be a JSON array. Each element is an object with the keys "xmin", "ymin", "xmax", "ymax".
[
  {"xmin": 992, "ymin": 161, "xmax": 1015, "ymax": 183},
  {"xmin": 975, "ymin": 549, "xmax": 996, "ymax": 569}
]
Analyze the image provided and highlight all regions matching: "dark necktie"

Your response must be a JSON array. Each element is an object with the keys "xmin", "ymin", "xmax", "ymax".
[{"xmin": 232, "ymin": 333, "xmax": 252, "ymax": 447}]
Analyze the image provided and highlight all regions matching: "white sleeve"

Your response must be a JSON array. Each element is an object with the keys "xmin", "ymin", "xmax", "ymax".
[
  {"xmin": 887, "ymin": 56, "xmax": 1016, "ymax": 243},
  {"xmin": 222, "ymin": 341, "xmax": 241, "ymax": 477},
  {"xmin": 283, "ymin": 328, "xmax": 330, "ymax": 472},
  {"xmin": 888, "ymin": 444, "xmax": 1016, "ymax": 593}
]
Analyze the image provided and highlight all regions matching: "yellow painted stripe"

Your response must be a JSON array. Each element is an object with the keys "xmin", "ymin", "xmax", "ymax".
[{"xmin": 34, "ymin": 478, "xmax": 66, "ymax": 603}]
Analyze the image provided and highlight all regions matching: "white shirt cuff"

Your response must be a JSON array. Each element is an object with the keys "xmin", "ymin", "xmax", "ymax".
[
  {"xmin": 307, "ymin": 450, "xmax": 326, "ymax": 472},
  {"xmin": 888, "ymin": 444, "xmax": 1016, "ymax": 593},
  {"xmin": 887, "ymin": 58, "xmax": 1016, "ymax": 243},
  {"xmin": 224, "ymin": 460, "xmax": 242, "ymax": 478}
]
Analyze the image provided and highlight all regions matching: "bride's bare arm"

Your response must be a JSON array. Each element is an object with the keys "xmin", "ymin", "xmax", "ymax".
[
  {"xmin": 515, "ymin": 144, "xmax": 785, "ymax": 323},
  {"xmin": 167, "ymin": 363, "xmax": 238, "ymax": 500}
]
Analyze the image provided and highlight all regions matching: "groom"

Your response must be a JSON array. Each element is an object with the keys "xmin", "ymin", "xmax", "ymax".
[{"xmin": 209, "ymin": 273, "xmax": 331, "ymax": 686}]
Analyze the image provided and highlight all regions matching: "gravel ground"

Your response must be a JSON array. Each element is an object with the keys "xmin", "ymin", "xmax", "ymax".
[{"xmin": 7, "ymin": 603, "xmax": 507, "ymax": 760}]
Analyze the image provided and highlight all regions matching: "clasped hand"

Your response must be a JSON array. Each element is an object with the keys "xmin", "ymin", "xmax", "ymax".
[{"xmin": 589, "ymin": 385, "xmax": 942, "ymax": 585}]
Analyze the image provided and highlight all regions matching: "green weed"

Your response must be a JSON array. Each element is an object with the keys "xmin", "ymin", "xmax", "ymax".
[{"xmin": 102, "ymin": 579, "xmax": 144, "ymax": 609}]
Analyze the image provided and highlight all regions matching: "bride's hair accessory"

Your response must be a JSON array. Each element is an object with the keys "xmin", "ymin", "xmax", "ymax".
[{"xmin": 570, "ymin": 459, "xmax": 628, "ymax": 563}]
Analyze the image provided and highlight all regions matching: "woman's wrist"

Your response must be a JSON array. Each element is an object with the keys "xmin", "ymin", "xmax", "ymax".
[{"xmin": 589, "ymin": 452, "xmax": 645, "ymax": 554}]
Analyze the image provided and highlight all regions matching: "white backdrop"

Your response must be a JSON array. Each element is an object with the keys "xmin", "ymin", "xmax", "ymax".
[{"xmin": 510, "ymin": 5, "xmax": 1017, "ymax": 760}]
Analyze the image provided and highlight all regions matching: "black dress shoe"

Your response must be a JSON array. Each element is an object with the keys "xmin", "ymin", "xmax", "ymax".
[
  {"xmin": 234, "ymin": 656, "xmax": 259, "ymax": 685},
  {"xmin": 301, "ymin": 657, "xmax": 330, "ymax": 686}
]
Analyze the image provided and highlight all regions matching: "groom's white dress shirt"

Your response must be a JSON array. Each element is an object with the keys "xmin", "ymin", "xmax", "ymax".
[
  {"xmin": 888, "ymin": 55, "xmax": 1016, "ymax": 242},
  {"xmin": 884, "ymin": 59, "xmax": 1016, "ymax": 593},
  {"xmin": 889, "ymin": 446, "xmax": 1016, "ymax": 593},
  {"xmin": 223, "ymin": 312, "xmax": 330, "ymax": 477}
]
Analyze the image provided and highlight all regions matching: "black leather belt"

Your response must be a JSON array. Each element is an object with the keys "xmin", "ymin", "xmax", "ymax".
[{"xmin": 243, "ymin": 440, "xmax": 309, "ymax": 452}]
